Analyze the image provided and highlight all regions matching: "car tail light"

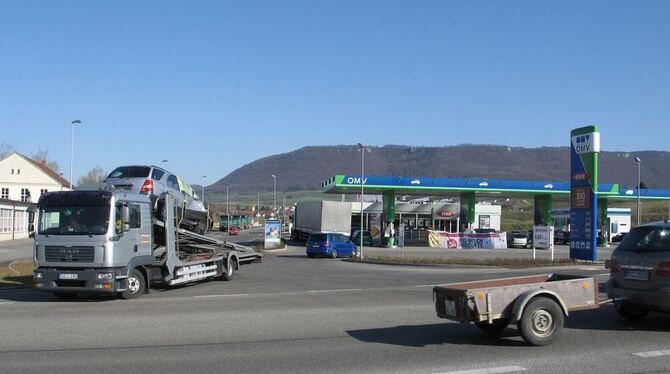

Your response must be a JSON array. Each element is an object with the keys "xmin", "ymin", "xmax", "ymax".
[
  {"xmin": 140, "ymin": 179, "xmax": 154, "ymax": 194},
  {"xmin": 608, "ymin": 259, "xmax": 620, "ymax": 274},
  {"xmin": 656, "ymin": 262, "xmax": 670, "ymax": 277},
  {"xmin": 323, "ymin": 243, "xmax": 330, "ymax": 247}
]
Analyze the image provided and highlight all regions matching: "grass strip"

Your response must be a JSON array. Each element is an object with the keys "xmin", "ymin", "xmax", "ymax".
[{"xmin": 0, "ymin": 260, "xmax": 33, "ymax": 287}]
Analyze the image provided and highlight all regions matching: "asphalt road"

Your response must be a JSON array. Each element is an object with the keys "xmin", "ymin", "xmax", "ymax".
[{"xmin": 1, "ymin": 228, "xmax": 669, "ymax": 373}]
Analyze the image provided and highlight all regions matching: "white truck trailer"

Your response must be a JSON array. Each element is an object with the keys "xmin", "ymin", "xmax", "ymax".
[
  {"xmin": 32, "ymin": 189, "xmax": 261, "ymax": 299},
  {"xmin": 290, "ymin": 200, "xmax": 352, "ymax": 241}
]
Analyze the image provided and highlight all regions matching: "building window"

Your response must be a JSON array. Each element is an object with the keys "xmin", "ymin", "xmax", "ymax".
[
  {"xmin": 14, "ymin": 211, "xmax": 27, "ymax": 233},
  {"xmin": 17, "ymin": 169, "xmax": 20, "ymax": 175},
  {"xmin": 1, "ymin": 188, "xmax": 8, "ymax": 199},
  {"xmin": 11, "ymin": 169, "xmax": 14, "ymax": 175},
  {"xmin": 0, "ymin": 209, "xmax": 11, "ymax": 233},
  {"xmin": 20, "ymin": 188, "xmax": 31, "ymax": 202},
  {"xmin": 41, "ymin": 189, "xmax": 48, "ymax": 196}
]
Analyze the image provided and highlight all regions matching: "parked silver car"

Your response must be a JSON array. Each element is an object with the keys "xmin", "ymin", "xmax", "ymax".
[
  {"xmin": 104, "ymin": 165, "xmax": 209, "ymax": 233},
  {"xmin": 607, "ymin": 220, "xmax": 670, "ymax": 320}
]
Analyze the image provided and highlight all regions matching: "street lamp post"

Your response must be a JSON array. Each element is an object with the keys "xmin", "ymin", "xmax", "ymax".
[
  {"xmin": 69, "ymin": 119, "xmax": 82, "ymax": 189},
  {"xmin": 358, "ymin": 143, "xmax": 365, "ymax": 260},
  {"xmin": 201, "ymin": 175, "xmax": 207, "ymax": 203},
  {"xmin": 272, "ymin": 175, "xmax": 277, "ymax": 215},
  {"xmin": 635, "ymin": 157, "xmax": 641, "ymax": 226},
  {"xmin": 226, "ymin": 185, "xmax": 230, "ymax": 239}
]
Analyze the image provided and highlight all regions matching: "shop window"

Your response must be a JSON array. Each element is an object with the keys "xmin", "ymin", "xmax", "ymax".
[
  {"xmin": 1, "ymin": 188, "xmax": 8, "ymax": 199},
  {"xmin": 20, "ymin": 188, "xmax": 31, "ymax": 202}
]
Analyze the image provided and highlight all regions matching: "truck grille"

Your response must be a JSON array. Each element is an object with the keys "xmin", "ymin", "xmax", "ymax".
[{"xmin": 44, "ymin": 246, "xmax": 95, "ymax": 263}]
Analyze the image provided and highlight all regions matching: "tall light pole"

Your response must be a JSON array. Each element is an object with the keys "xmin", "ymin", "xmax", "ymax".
[
  {"xmin": 69, "ymin": 119, "xmax": 82, "ymax": 189},
  {"xmin": 271, "ymin": 174, "xmax": 277, "ymax": 215},
  {"xmin": 358, "ymin": 143, "xmax": 365, "ymax": 260},
  {"xmin": 226, "ymin": 185, "xmax": 230, "ymax": 239},
  {"xmin": 635, "ymin": 157, "xmax": 641, "ymax": 226},
  {"xmin": 201, "ymin": 175, "xmax": 207, "ymax": 203}
]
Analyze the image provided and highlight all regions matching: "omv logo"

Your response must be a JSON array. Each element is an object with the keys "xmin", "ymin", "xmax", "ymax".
[
  {"xmin": 544, "ymin": 184, "xmax": 553, "ymax": 189},
  {"xmin": 625, "ymin": 189, "xmax": 634, "ymax": 196},
  {"xmin": 479, "ymin": 181, "xmax": 489, "ymax": 187},
  {"xmin": 410, "ymin": 179, "xmax": 421, "ymax": 185}
]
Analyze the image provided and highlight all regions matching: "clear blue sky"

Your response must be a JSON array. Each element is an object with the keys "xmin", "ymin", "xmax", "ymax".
[{"xmin": 1, "ymin": 0, "xmax": 668, "ymax": 186}]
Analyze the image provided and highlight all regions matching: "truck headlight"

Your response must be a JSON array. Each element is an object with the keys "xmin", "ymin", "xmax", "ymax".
[
  {"xmin": 35, "ymin": 272, "xmax": 43, "ymax": 279},
  {"xmin": 97, "ymin": 272, "xmax": 114, "ymax": 280}
]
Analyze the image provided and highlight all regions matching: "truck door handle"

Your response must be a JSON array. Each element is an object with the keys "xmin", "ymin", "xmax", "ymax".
[{"xmin": 134, "ymin": 244, "xmax": 138, "ymax": 253}]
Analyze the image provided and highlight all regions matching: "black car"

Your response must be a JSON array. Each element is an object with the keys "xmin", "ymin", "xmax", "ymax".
[
  {"xmin": 611, "ymin": 232, "xmax": 627, "ymax": 243},
  {"xmin": 554, "ymin": 230, "xmax": 570, "ymax": 245}
]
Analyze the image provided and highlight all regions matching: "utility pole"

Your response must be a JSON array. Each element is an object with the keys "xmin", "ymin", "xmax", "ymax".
[{"xmin": 358, "ymin": 143, "xmax": 365, "ymax": 260}]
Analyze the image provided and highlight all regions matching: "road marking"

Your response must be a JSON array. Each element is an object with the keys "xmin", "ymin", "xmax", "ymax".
[
  {"xmin": 307, "ymin": 288, "xmax": 363, "ymax": 293},
  {"xmin": 633, "ymin": 350, "xmax": 670, "ymax": 358},
  {"xmin": 434, "ymin": 366, "xmax": 526, "ymax": 374},
  {"xmin": 412, "ymin": 284, "xmax": 436, "ymax": 288},
  {"xmin": 195, "ymin": 293, "xmax": 251, "ymax": 298},
  {"xmin": 0, "ymin": 302, "xmax": 15, "ymax": 305}
]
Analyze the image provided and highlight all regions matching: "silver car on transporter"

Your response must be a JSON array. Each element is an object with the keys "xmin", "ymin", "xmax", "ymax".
[
  {"xmin": 104, "ymin": 165, "xmax": 210, "ymax": 234},
  {"xmin": 607, "ymin": 220, "xmax": 670, "ymax": 320}
]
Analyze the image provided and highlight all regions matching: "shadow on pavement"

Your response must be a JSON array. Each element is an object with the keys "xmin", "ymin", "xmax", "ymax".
[
  {"xmin": 0, "ymin": 288, "xmax": 117, "ymax": 302},
  {"xmin": 347, "ymin": 322, "xmax": 527, "ymax": 348},
  {"xmin": 565, "ymin": 304, "xmax": 670, "ymax": 332}
]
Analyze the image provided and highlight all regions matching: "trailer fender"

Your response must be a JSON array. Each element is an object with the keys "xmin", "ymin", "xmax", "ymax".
[{"xmin": 512, "ymin": 289, "xmax": 569, "ymax": 322}]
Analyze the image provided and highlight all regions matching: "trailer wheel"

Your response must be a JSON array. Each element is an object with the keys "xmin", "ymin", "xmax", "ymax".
[
  {"xmin": 120, "ymin": 269, "xmax": 145, "ymax": 299},
  {"xmin": 221, "ymin": 259, "xmax": 234, "ymax": 281},
  {"xmin": 475, "ymin": 318, "xmax": 510, "ymax": 334},
  {"xmin": 517, "ymin": 297, "xmax": 564, "ymax": 346},
  {"xmin": 615, "ymin": 301, "xmax": 649, "ymax": 321},
  {"xmin": 53, "ymin": 292, "xmax": 78, "ymax": 301}
]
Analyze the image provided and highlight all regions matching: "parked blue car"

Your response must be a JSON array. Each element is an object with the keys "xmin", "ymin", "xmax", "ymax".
[{"xmin": 306, "ymin": 233, "xmax": 357, "ymax": 258}]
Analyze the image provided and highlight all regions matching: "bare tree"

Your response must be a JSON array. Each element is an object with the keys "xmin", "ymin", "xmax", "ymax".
[
  {"xmin": 0, "ymin": 143, "xmax": 13, "ymax": 160},
  {"xmin": 31, "ymin": 148, "xmax": 61, "ymax": 173},
  {"xmin": 78, "ymin": 167, "xmax": 107, "ymax": 185}
]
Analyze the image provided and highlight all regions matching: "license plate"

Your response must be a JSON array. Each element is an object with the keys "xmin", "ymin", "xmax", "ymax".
[
  {"xmin": 58, "ymin": 273, "xmax": 78, "ymax": 280},
  {"xmin": 624, "ymin": 270, "xmax": 649, "ymax": 281},
  {"xmin": 445, "ymin": 299, "xmax": 456, "ymax": 316}
]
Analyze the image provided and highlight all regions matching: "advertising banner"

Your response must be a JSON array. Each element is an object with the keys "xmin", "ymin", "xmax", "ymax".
[
  {"xmin": 428, "ymin": 230, "xmax": 507, "ymax": 249},
  {"xmin": 264, "ymin": 220, "xmax": 281, "ymax": 249},
  {"xmin": 570, "ymin": 126, "xmax": 600, "ymax": 260},
  {"xmin": 370, "ymin": 213, "xmax": 382, "ymax": 246}
]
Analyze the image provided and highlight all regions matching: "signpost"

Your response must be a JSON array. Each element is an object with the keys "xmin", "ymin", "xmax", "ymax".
[
  {"xmin": 570, "ymin": 126, "xmax": 600, "ymax": 261},
  {"xmin": 398, "ymin": 223, "xmax": 406, "ymax": 259},
  {"xmin": 533, "ymin": 225, "xmax": 554, "ymax": 261}
]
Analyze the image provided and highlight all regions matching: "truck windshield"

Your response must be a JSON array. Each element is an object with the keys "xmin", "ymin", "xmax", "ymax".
[
  {"xmin": 38, "ymin": 206, "xmax": 111, "ymax": 235},
  {"xmin": 617, "ymin": 226, "xmax": 670, "ymax": 252}
]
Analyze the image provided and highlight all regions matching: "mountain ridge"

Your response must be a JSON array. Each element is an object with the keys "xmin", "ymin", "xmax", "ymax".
[{"xmin": 206, "ymin": 144, "xmax": 669, "ymax": 195}]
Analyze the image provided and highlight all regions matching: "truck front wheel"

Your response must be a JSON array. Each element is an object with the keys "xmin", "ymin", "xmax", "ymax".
[
  {"xmin": 120, "ymin": 269, "xmax": 145, "ymax": 299},
  {"xmin": 517, "ymin": 297, "xmax": 564, "ymax": 346}
]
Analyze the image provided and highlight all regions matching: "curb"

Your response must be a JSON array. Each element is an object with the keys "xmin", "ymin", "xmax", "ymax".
[{"xmin": 342, "ymin": 258, "xmax": 605, "ymax": 270}]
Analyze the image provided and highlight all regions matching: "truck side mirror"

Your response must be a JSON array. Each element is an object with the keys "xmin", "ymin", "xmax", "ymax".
[
  {"xmin": 121, "ymin": 206, "xmax": 130, "ymax": 232},
  {"xmin": 28, "ymin": 223, "xmax": 35, "ymax": 232}
]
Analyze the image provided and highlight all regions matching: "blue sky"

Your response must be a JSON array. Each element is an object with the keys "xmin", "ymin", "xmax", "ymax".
[{"xmin": 1, "ymin": 0, "xmax": 668, "ymax": 185}]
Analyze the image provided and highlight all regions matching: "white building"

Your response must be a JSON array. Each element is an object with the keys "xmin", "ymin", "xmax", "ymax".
[{"xmin": 0, "ymin": 153, "xmax": 72, "ymax": 241}]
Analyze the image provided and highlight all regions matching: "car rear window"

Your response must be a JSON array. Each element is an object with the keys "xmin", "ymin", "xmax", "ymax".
[
  {"xmin": 151, "ymin": 169, "xmax": 165, "ymax": 180},
  {"xmin": 107, "ymin": 166, "xmax": 151, "ymax": 179},
  {"xmin": 512, "ymin": 233, "xmax": 526, "ymax": 238},
  {"xmin": 617, "ymin": 226, "xmax": 670, "ymax": 252},
  {"xmin": 309, "ymin": 234, "xmax": 327, "ymax": 242}
]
